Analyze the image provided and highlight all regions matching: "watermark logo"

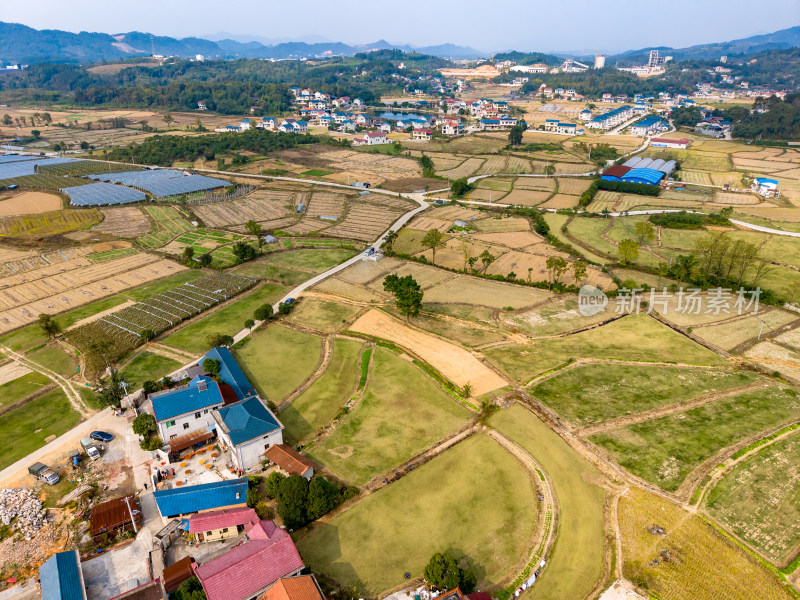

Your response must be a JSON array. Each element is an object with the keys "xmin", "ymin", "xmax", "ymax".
[
  {"xmin": 578, "ymin": 286, "xmax": 761, "ymax": 317},
  {"xmin": 578, "ymin": 285, "xmax": 608, "ymax": 317}
]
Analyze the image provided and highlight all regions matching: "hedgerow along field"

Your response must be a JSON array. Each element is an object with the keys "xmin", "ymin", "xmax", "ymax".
[
  {"xmin": 308, "ymin": 347, "xmax": 471, "ymax": 485},
  {"xmin": 295, "ymin": 433, "xmax": 538, "ymax": 596}
]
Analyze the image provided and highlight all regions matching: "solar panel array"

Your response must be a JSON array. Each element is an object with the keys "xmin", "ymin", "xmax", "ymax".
[
  {"xmin": 61, "ymin": 182, "xmax": 146, "ymax": 206},
  {"xmin": 0, "ymin": 157, "xmax": 78, "ymax": 180},
  {"xmin": 88, "ymin": 169, "xmax": 227, "ymax": 198}
]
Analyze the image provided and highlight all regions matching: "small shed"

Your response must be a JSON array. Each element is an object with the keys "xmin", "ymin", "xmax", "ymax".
[
  {"xmin": 264, "ymin": 444, "xmax": 315, "ymax": 479},
  {"xmin": 454, "ymin": 220, "xmax": 468, "ymax": 228},
  {"xmin": 162, "ymin": 556, "xmax": 194, "ymax": 595},
  {"xmin": 263, "ymin": 235, "xmax": 278, "ymax": 244}
]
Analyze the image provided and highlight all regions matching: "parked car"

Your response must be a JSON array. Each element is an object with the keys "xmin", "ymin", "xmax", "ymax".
[
  {"xmin": 81, "ymin": 437, "xmax": 101, "ymax": 460},
  {"xmin": 284, "ymin": 298, "xmax": 296, "ymax": 306},
  {"xmin": 28, "ymin": 462, "xmax": 59, "ymax": 485},
  {"xmin": 90, "ymin": 431, "xmax": 113, "ymax": 443}
]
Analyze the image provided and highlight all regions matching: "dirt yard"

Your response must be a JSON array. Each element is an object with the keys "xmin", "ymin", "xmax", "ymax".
[
  {"xmin": 349, "ymin": 309, "xmax": 508, "ymax": 395},
  {"xmin": 0, "ymin": 192, "xmax": 63, "ymax": 216},
  {"xmin": 92, "ymin": 207, "xmax": 151, "ymax": 237}
]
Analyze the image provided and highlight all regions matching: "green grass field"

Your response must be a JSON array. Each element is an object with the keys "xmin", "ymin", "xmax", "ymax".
[
  {"xmin": 705, "ymin": 432, "xmax": 800, "ymax": 565},
  {"xmin": 302, "ymin": 169, "xmax": 333, "ymax": 177},
  {"xmin": 0, "ymin": 270, "xmax": 205, "ymax": 353},
  {"xmin": 490, "ymin": 405, "xmax": 606, "ymax": 600},
  {"xmin": 483, "ymin": 314, "xmax": 725, "ymax": 383},
  {"xmin": 532, "ymin": 365, "xmax": 759, "ymax": 427},
  {"xmin": 591, "ymin": 384, "xmax": 800, "ymax": 492},
  {"xmin": 279, "ymin": 339, "xmax": 363, "ymax": 443},
  {"xmin": 309, "ymin": 348, "xmax": 471, "ymax": 485},
  {"xmin": 27, "ymin": 345, "xmax": 78, "ymax": 378},
  {"xmin": 0, "ymin": 371, "xmax": 53, "ymax": 408},
  {"xmin": 0, "ymin": 388, "xmax": 81, "ymax": 470},
  {"xmin": 285, "ymin": 298, "xmax": 362, "ymax": 333},
  {"xmin": 264, "ymin": 248, "xmax": 356, "ymax": 273},
  {"xmin": 120, "ymin": 351, "xmax": 183, "ymax": 392},
  {"xmin": 235, "ymin": 324, "xmax": 322, "ymax": 403},
  {"xmin": 162, "ymin": 283, "xmax": 287, "ymax": 354},
  {"xmin": 296, "ymin": 434, "xmax": 537, "ymax": 595}
]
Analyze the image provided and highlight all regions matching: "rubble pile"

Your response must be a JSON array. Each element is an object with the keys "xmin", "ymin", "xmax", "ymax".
[{"xmin": 0, "ymin": 489, "xmax": 46, "ymax": 539}]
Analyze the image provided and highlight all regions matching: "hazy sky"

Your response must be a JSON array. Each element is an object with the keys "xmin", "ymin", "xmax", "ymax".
[{"xmin": 2, "ymin": 0, "xmax": 799, "ymax": 54}]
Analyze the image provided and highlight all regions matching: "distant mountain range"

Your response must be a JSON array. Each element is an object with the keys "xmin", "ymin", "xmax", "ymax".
[
  {"xmin": 1, "ymin": 21, "xmax": 799, "ymax": 67},
  {"xmin": 611, "ymin": 25, "xmax": 800, "ymax": 63},
  {"xmin": 0, "ymin": 22, "xmax": 485, "ymax": 64}
]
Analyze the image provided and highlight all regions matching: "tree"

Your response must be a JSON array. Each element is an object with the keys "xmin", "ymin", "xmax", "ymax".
[
  {"xmin": 172, "ymin": 576, "xmax": 207, "ymax": 600},
  {"xmin": 1, "ymin": 115, "xmax": 10, "ymax": 126},
  {"xmin": 618, "ymin": 239, "xmax": 639, "ymax": 264},
  {"xmin": 479, "ymin": 249, "xmax": 495, "ymax": 273},
  {"xmin": 421, "ymin": 229, "xmax": 447, "ymax": 265},
  {"xmin": 450, "ymin": 178, "xmax": 471, "ymax": 197},
  {"xmin": 254, "ymin": 303, "xmax": 273, "ymax": 321},
  {"xmin": 383, "ymin": 274, "xmax": 423, "ymax": 320},
  {"xmin": 276, "ymin": 475, "xmax": 309, "ymax": 530},
  {"xmin": 245, "ymin": 318, "xmax": 255, "ymax": 330},
  {"xmin": 142, "ymin": 380, "xmax": 160, "ymax": 394},
  {"xmin": 140, "ymin": 329, "xmax": 155, "ymax": 341},
  {"xmin": 246, "ymin": 220, "xmax": 264, "ymax": 250},
  {"xmin": 545, "ymin": 256, "xmax": 569, "ymax": 287},
  {"xmin": 278, "ymin": 301, "xmax": 292, "ymax": 315},
  {"xmin": 424, "ymin": 551, "xmax": 476, "ymax": 593},
  {"xmin": 198, "ymin": 253, "xmax": 212, "ymax": 267},
  {"xmin": 206, "ymin": 332, "xmax": 234, "ymax": 348},
  {"xmin": 31, "ymin": 130, "xmax": 41, "ymax": 139},
  {"xmin": 163, "ymin": 113, "xmax": 174, "ymax": 129},
  {"xmin": 132, "ymin": 413, "xmax": 157, "ymax": 436},
  {"xmin": 508, "ymin": 123, "xmax": 524, "ymax": 146},
  {"xmin": 232, "ymin": 242, "xmax": 257, "ymax": 263},
  {"xmin": 182, "ymin": 246, "xmax": 195, "ymax": 261},
  {"xmin": 634, "ymin": 221, "xmax": 656, "ymax": 245},
  {"xmin": 383, "ymin": 229, "xmax": 398, "ymax": 255},
  {"xmin": 572, "ymin": 260, "xmax": 588, "ymax": 286},
  {"xmin": 459, "ymin": 238, "xmax": 472, "ymax": 272},
  {"xmin": 265, "ymin": 471, "xmax": 286, "ymax": 499},
  {"xmin": 202, "ymin": 358, "xmax": 221, "ymax": 378},
  {"xmin": 37, "ymin": 313, "xmax": 61, "ymax": 339},
  {"xmin": 97, "ymin": 369, "xmax": 128, "ymax": 408},
  {"xmin": 544, "ymin": 163, "xmax": 556, "ymax": 176},
  {"xmin": 306, "ymin": 477, "xmax": 340, "ymax": 521}
]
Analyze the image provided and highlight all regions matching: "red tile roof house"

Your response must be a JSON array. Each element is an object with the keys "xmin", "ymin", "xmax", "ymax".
[
  {"xmin": 193, "ymin": 520, "xmax": 304, "ymax": 600},
  {"xmin": 188, "ymin": 506, "xmax": 260, "ymax": 543},
  {"xmin": 264, "ymin": 444, "xmax": 314, "ymax": 480}
]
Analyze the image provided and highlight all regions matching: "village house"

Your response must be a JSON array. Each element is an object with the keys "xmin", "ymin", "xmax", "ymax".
[
  {"xmin": 352, "ymin": 131, "xmax": 390, "ymax": 146},
  {"xmin": 257, "ymin": 575, "xmax": 325, "ymax": 600},
  {"xmin": 188, "ymin": 507, "xmax": 259, "ymax": 543},
  {"xmin": 153, "ymin": 478, "xmax": 249, "ymax": 523},
  {"xmin": 264, "ymin": 444, "xmax": 315, "ymax": 479},
  {"xmin": 193, "ymin": 519, "xmax": 304, "ymax": 600},
  {"xmin": 441, "ymin": 119, "xmax": 462, "ymax": 135},
  {"xmin": 90, "ymin": 495, "xmax": 142, "ymax": 542},
  {"xmin": 257, "ymin": 117, "xmax": 279, "ymax": 130},
  {"xmin": 412, "ymin": 128, "xmax": 433, "ymax": 141},
  {"xmin": 151, "ymin": 376, "xmax": 225, "ymax": 443},
  {"xmin": 39, "ymin": 550, "xmax": 87, "ymax": 600},
  {"xmin": 355, "ymin": 114, "xmax": 371, "ymax": 126},
  {"xmin": 213, "ymin": 396, "xmax": 284, "ymax": 472}
]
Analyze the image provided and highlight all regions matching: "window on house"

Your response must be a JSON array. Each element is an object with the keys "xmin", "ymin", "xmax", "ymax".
[
  {"xmin": 183, "ymin": 423, "xmax": 190, "ymax": 430},
  {"xmin": 166, "ymin": 420, "xmax": 175, "ymax": 428},
  {"xmin": 170, "ymin": 435, "xmax": 177, "ymax": 440},
  {"xmin": 222, "ymin": 528, "xmax": 228, "ymax": 533},
  {"xmin": 195, "ymin": 412, "xmax": 201, "ymax": 419},
  {"xmin": 264, "ymin": 444, "xmax": 269, "ymax": 450},
  {"xmin": 204, "ymin": 409, "xmax": 209, "ymax": 414}
]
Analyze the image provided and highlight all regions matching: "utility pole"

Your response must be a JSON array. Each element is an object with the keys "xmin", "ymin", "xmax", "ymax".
[{"xmin": 123, "ymin": 496, "xmax": 138, "ymax": 534}]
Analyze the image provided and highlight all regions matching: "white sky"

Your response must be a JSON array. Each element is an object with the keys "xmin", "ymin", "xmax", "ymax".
[{"xmin": 1, "ymin": 0, "xmax": 799, "ymax": 54}]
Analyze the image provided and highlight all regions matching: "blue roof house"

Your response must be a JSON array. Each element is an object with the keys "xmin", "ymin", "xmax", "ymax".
[
  {"xmin": 151, "ymin": 375, "xmax": 226, "ymax": 443},
  {"xmin": 201, "ymin": 347, "xmax": 257, "ymax": 401},
  {"xmin": 153, "ymin": 478, "xmax": 249, "ymax": 521},
  {"xmin": 622, "ymin": 168, "xmax": 665, "ymax": 186},
  {"xmin": 213, "ymin": 397, "xmax": 284, "ymax": 472},
  {"xmin": 39, "ymin": 550, "xmax": 87, "ymax": 600}
]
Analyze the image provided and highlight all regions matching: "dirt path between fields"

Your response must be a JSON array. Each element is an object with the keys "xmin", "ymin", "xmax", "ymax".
[
  {"xmin": 276, "ymin": 335, "xmax": 332, "ymax": 412},
  {"xmin": 349, "ymin": 309, "xmax": 508, "ymax": 396},
  {"xmin": 575, "ymin": 379, "xmax": 770, "ymax": 437}
]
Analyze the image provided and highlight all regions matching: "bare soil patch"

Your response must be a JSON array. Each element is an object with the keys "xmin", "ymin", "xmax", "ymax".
[{"xmin": 0, "ymin": 192, "xmax": 62, "ymax": 216}]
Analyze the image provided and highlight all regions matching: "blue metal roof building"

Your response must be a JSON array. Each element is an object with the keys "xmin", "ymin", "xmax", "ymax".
[
  {"xmin": 153, "ymin": 478, "xmax": 249, "ymax": 518},
  {"xmin": 150, "ymin": 375, "xmax": 224, "ymax": 422},
  {"xmin": 39, "ymin": 550, "xmax": 86, "ymax": 600},
  {"xmin": 622, "ymin": 168, "xmax": 665, "ymax": 186},
  {"xmin": 214, "ymin": 397, "xmax": 282, "ymax": 446},
  {"xmin": 201, "ymin": 347, "xmax": 257, "ymax": 401}
]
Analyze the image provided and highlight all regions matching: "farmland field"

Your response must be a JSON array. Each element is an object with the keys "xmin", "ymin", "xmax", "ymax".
[
  {"xmin": 162, "ymin": 282, "xmax": 288, "ymax": 354},
  {"xmin": 490, "ymin": 405, "xmax": 606, "ymax": 600},
  {"xmin": 26, "ymin": 345, "xmax": 78, "ymax": 378},
  {"xmin": 278, "ymin": 339, "xmax": 363, "ymax": 443},
  {"xmin": 235, "ymin": 324, "xmax": 322, "ymax": 402},
  {"xmin": 0, "ymin": 388, "xmax": 81, "ymax": 470},
  {"xmin": 120, "ymin": 351, "xmax": 183, "ymax": 392},
  {"xmin": 705, "ymin": 432, "xmax": 800, "ymax": 565},
  {"xmin": 499, "ymin": 296, "xmax": 610, "ymax": 337},
  {"xmin": 92, "ymin": 206, "xmax": 151, "ymax": 237},
  {"xmin": 0, "ymin": 371, "xmax": 53, "ymax": 408},
  {"xmin": 297, "ymin": 433, "xmax": 537, "ymax": 595},
  {"xmin": 0, "ymin": 209, "xmax": 101, "ymax": 238},
  {"xmin": 484, "ymin": 314, "xmax": 725, "ymax": 383},
  {"xmin": 284, "ymin": 297, "xmax": 362, "ymax": 333},
  {"xmin": 264, "ymin": 248, "xmax": 356, "ymax": 273},
  {"xmin": 620, "ymin": 487, "xmax": 794, "ymax": 600},
  {"xmin": 309, "ymin": 347, "xmax": 471, "ymax": 485},
  {"xmin": 138, "ymin": 205, "xmax": 194, "ymax": 248},
  {"xmin": 531, "ymin": 364, "xmax": 759, "ymax": 427},
  {"xmin": 590, "ymin": 383, "xmax": 800, "ymax": 492},
  {"xmin": 424, "ymin": 275, "xmax": 549, "ymax": 308}
]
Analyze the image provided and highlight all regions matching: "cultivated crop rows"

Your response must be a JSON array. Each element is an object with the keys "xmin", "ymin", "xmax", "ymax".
[
  {"xmin": 324, "ymin": 203, "xmax": 401, "ymax": 241},
  {"xmin": 305, "ymin": 192, "xmax": 346, "ymax": 220},
  {"xmin": 67, "ymin": 272, "xmax": 256, "ymax": 371},
  {"xmin": 0, "ymin": 173, "xmax": 87, "ymax": 190},
  {"xmin": 37, "ymin": 161, "xmax": 143, "ymax": 177},
  {"xmin": 138, "ymin": 206, "xmax": 195, "ymax": 248},
  {"xmin": 193, "ymin": 190, "xmax": 294, "ymax": 228}
]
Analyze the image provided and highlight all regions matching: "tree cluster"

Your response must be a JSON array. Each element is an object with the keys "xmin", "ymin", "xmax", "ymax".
[
  {"xmin": 383, "ymin": 274, "xmax": 423, "ymax": 319},
  {"xmin": 264, "ymin": 472, "xmax": 340, "ymax": 530},
  {"xmin": 424, "ymin": 551, "xmax": 477, "ymax": 593}
]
